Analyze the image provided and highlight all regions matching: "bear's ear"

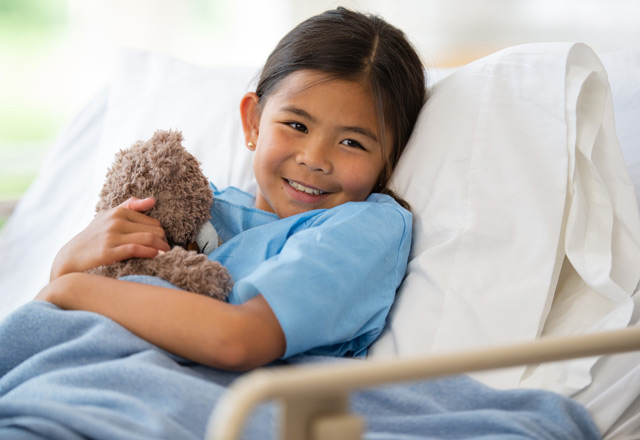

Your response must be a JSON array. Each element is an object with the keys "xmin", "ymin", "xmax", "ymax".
[{"xmin": 239, "ymin": 92, "xmax": 260, "ymax": 149}]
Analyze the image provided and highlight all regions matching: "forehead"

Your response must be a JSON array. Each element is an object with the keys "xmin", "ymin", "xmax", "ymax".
[
  {"xmin": 264, "ymin": 70, "xmax": 373, "ymax": 111},
  {"xmin": 272, "ymin": 69, "xmax": 366, "ymax": 93},
  {"xmin": 267, "ymin": 70, "xmax": 379, "ymax": 122}
]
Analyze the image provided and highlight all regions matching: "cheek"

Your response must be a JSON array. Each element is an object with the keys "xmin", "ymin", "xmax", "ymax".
[
  {"xmin": 258, "ymin": 128, "xmax": 291, "ymax": 161},
  {"xmin": 253, "ymin": 136, "xmax": 293, "ymax": 189},
  {"xmin": 341, "ymin": 164, "xmax": 381, "ymax": 200}
]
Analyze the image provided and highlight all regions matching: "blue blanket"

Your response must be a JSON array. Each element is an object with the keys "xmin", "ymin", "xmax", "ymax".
[{"xmin": 0, "ymin": 302, "xmax": 601, "ymax": 439}]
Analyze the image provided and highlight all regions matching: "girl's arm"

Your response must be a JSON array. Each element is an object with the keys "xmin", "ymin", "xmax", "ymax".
[
  {"xmin": 44, "ymin": 197, "xmax": 285, "ymax": 370},
  {"xmin": 37, "ymin": 273, "xmax": 286, "ymax": 371}
]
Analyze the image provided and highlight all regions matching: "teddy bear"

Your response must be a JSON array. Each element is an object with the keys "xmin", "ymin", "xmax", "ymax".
[{"xmin": 87, "ymin": 129, "xmax": 233, "ymax": 300}]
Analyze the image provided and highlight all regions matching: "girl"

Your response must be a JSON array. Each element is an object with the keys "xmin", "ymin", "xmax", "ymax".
[
  {"xmin": 37, "ymin": 7, "xmax": 426, "ymax": 371},
  {"xmin": 0, "ymin": 9, "xmax": 604, "ymax": 440}
]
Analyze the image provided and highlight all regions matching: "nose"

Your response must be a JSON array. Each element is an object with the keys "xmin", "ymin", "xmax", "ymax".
[{"xmin": 295, "ymin": 139, "xmax": 333, "ymax": 174}]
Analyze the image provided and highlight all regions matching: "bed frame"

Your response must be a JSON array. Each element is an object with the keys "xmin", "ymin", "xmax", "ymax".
[{"xmin": 206, "ymin": 326, "xmax": 640, "ymax": 440}]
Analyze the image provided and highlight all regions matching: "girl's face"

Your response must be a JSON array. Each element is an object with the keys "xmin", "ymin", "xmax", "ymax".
[{"xmin": 241, "ymin": 70, "xmax": 390, "ymax": 218}]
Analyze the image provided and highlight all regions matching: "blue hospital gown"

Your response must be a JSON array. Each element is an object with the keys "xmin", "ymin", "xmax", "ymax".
[{"xmin": 207, "ymin": 184, "xmax": 412, "ymax": 359}]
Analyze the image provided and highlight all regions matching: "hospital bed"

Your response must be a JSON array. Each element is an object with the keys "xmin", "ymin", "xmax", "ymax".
[{"xmin": 0, "ymin": 42, "xmax": 639, "ymax": 439}]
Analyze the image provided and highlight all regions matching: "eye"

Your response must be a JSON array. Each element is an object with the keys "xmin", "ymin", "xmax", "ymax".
[
  {"xmin": 287, "ymin": 122, "xmax": 308, "ymax": 133},
  {"xmin": 340, "ymin": 139, "xmax": 366, "ymax": 150}
]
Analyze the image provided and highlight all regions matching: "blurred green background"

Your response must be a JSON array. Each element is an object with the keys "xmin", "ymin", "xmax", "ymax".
[{"xmin": 0, "ymin": 0, "xmax": 70, "ymax": 228}]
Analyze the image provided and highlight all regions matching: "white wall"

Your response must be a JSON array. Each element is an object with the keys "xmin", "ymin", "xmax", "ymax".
[{"xmin": 87, "ymin": 0, "xmax": 640, "ymax": 69}]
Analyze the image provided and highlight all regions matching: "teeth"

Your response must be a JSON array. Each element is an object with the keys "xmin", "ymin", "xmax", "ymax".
[{"xmin": 287, "ymin": 180, "xmax": 326, "ymax": 196}]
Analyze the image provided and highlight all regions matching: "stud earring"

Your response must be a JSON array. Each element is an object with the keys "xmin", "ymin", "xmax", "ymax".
[{"xmin": 247, "ymin": 142, "xmax": 256, "ymax": 150}]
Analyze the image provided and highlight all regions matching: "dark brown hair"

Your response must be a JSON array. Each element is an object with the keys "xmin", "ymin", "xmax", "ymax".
[{"xmin": 255, "ymin": 7, "xmax": 426, "ymax": 210}]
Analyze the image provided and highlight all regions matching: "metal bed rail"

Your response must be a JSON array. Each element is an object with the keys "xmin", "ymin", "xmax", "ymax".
[{"xmin": 206, "ymin": 325, "xmax": 640, "ymax": 440}]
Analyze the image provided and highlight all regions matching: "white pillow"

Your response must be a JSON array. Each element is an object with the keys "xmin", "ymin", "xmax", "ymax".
[
  {"xmin": 94, "ymin": 50, "xmax": 259, "ymax": 194},
  {"xmin": 370, "ymin": 43, "xmax": 640, "ymax": 395},
  {"xmin": 0, "ymin": 89, "xmax": 109, "ymax": 317}
]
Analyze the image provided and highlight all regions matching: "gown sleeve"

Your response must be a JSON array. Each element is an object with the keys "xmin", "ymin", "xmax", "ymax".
[{"xmin": 221, "ymin": 197, "xmax": 412, "ymax": 358}]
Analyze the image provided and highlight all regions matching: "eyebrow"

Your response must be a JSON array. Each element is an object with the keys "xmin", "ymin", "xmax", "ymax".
[{"xmin": 280, "ymin": 105, "xmax": 380, "ymax": 143}]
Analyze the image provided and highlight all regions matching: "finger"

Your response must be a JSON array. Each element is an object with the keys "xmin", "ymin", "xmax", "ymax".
[
  {"xmin": 122, "ymin": 209, "xmax": 166, "ymax": 232},
  {"xmin": 111, "ymin": 243, "xmax": 164, "ymax": 262},
  {"xmin": 109, "ymin": 205, "xmax": 165, "ymax": 232},
  {"xmin": 110, "ymin": 231, "xmax": 171, "ymax": 252},
  {"xmin": 100, "ymin": 212, "xmax": 169, "ymax": 252},
  {"xmin": 120, "ymin": 197, "xmax": 156, "ymax": 213}
]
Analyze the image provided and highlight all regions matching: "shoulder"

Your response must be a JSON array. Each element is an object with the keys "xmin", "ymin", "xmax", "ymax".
[
  {"xmin": 209, "ymin": 183, "xmax": 278, "ymax": 241},
  {"xmin": 334, "ymin": 192, "xmax": 410, "ymax": 220},
  {"xmin": 310, "ymin": 193, "xmax": 412, "ymax": 239}
]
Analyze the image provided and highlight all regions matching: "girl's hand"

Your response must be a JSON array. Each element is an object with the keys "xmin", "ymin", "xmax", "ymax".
[{"xmin": 50, "ymin": 197, "xmax": 171, "ymax": 281}]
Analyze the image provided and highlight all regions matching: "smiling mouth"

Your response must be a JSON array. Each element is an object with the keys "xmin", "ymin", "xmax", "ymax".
[{"xmin": 286, "ymin": 179, "xmax": 328, "ymax": 196}]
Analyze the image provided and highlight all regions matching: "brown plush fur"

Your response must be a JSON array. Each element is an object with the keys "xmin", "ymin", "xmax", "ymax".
[{"xmin": 87, "ymin": 130, "xmax": 232, "ymax": 300}]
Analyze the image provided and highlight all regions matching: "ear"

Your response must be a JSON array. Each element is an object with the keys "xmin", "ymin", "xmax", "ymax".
[{"xmin": 240, "ymin": 92, "xmax": 261, "ymax": 150}]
